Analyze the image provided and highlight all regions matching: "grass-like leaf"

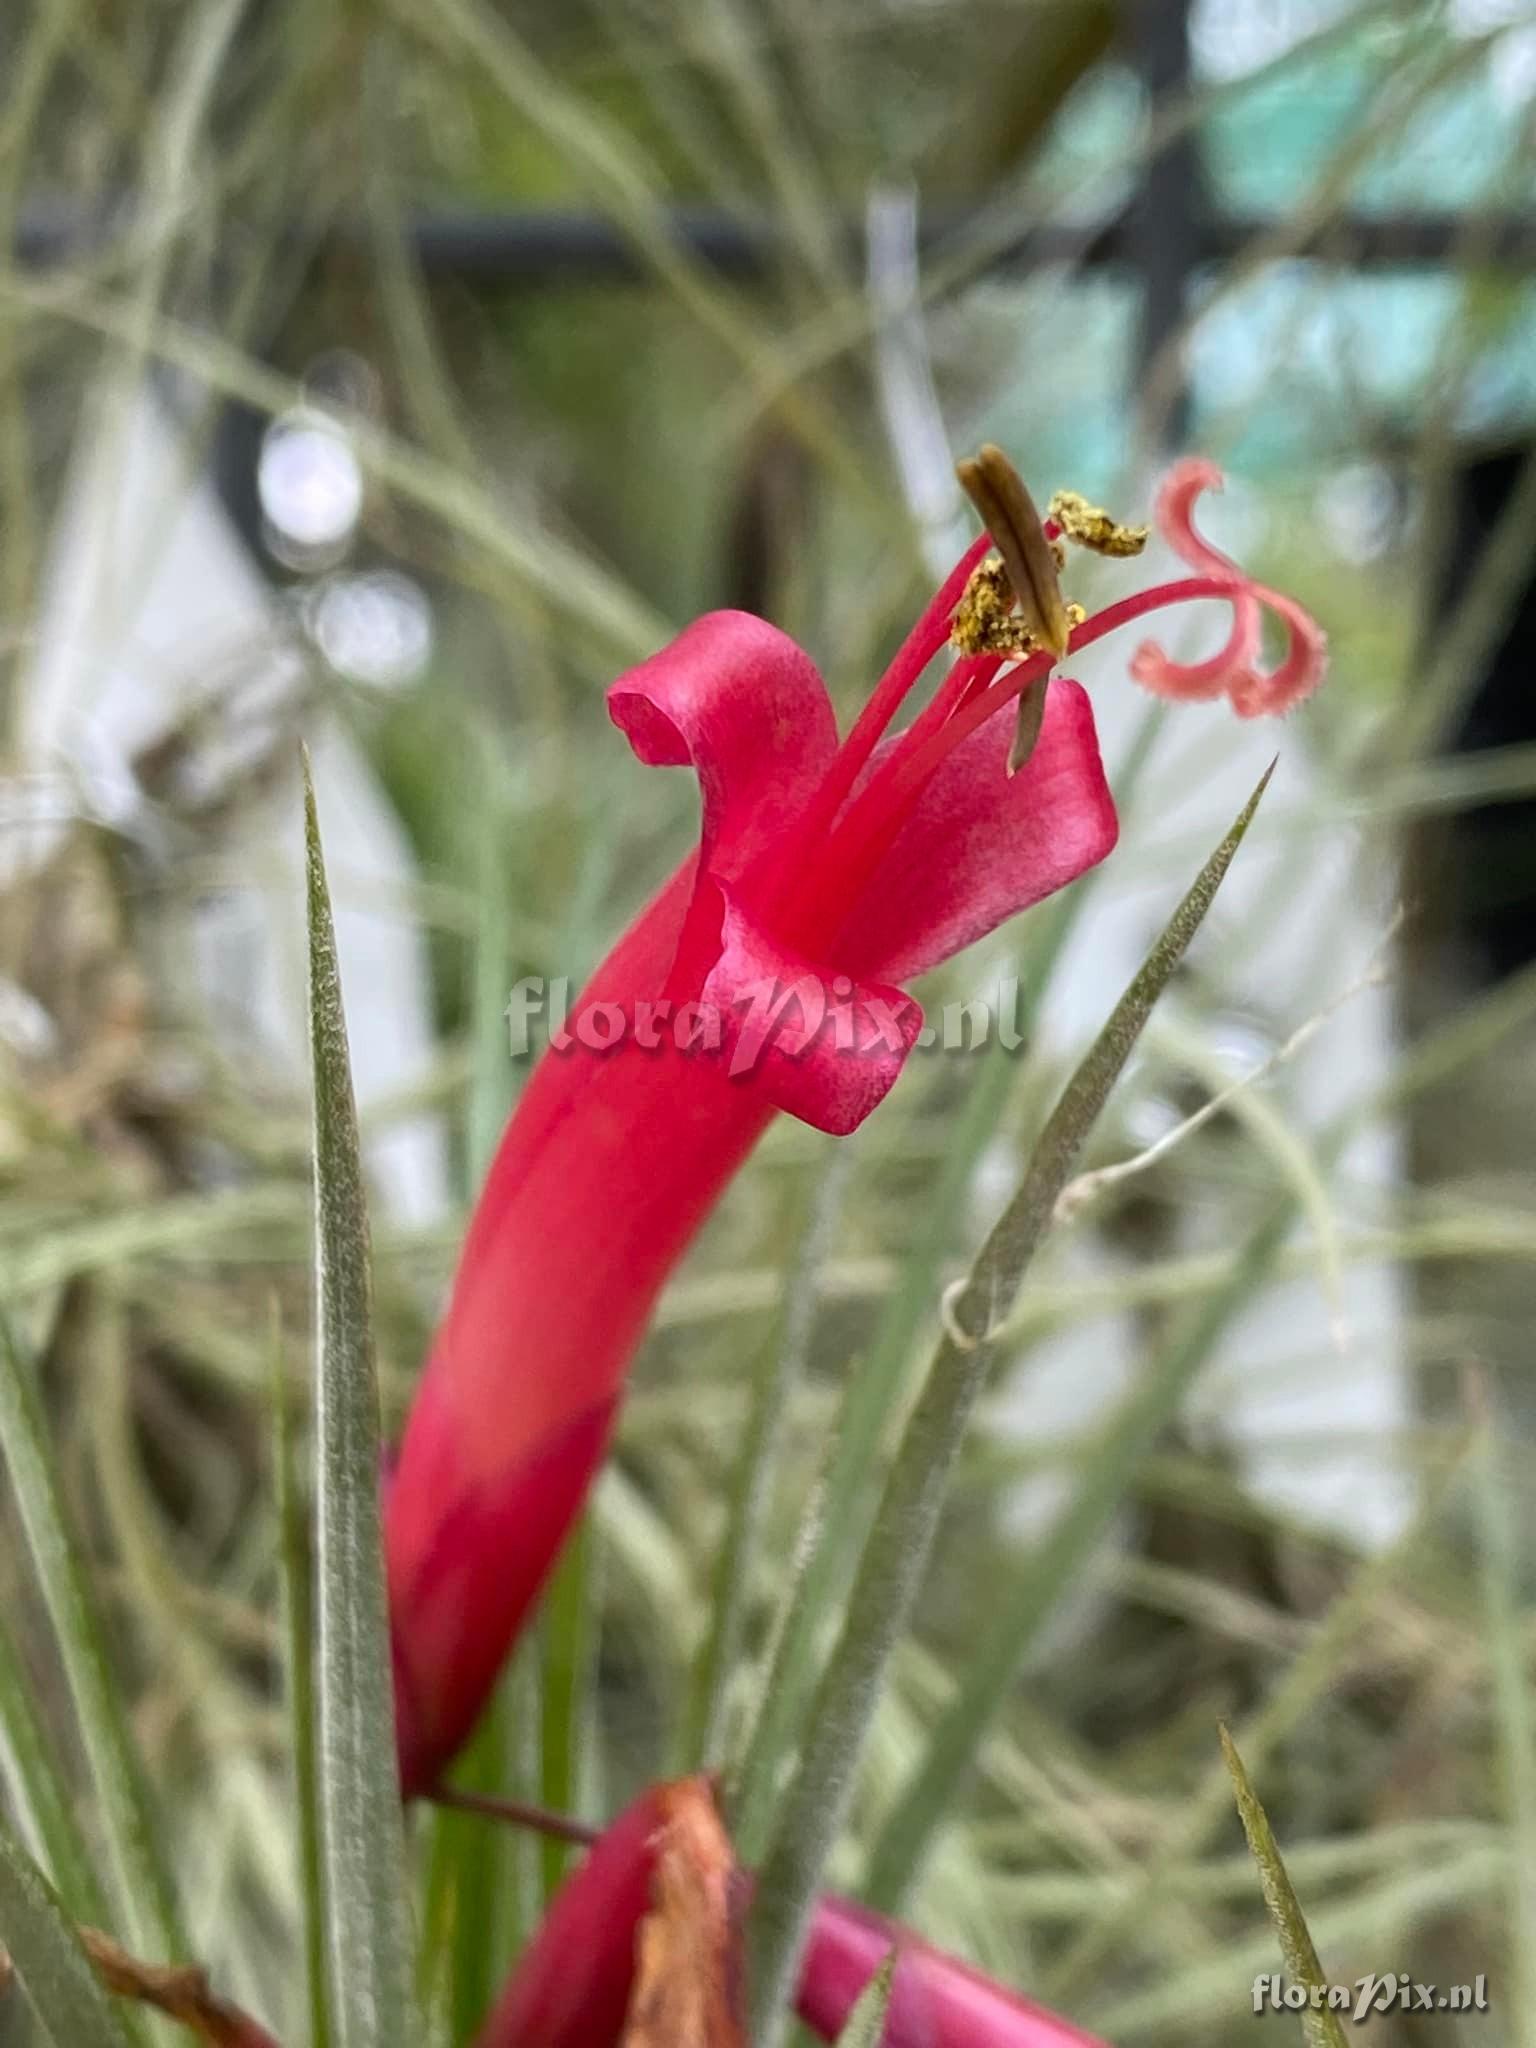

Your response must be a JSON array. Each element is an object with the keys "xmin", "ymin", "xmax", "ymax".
[
  {"xmin": 303, "ymin": 755, "xmax": 416, "ymax": 2048},
  {"xmin": 1219, "ymin": 1725, "xmax": 1351, "ymax": 2048},
  {"xmin": 0, "ymin": 1616, "xmax": 110, "ymax": 1930},
  {"xmin": 745, "ymin": 765, "xmax": 1273, "ymax": 2043},
  {"xmin": 0, "ymin": 1314, "xmax": 181, "ymax": 1959},
  {"xmin": 1472, "ymin": 1382, "xmax": 1536, "ymax": 2048},
  {"xmin": 686, "ymin": 1155, "xmax": 851, "ymax": 1771},
  {"xmin": 864, "ymin": 1201, "xmax": 1292, "ymax": 1913},
  {"xmin": 272, "ymin": 1312, "xmax": 330, "ymax": 2048},
  {"xmin": 730, "ymin": 917, "xmax": 1068, "ymax": 1862},
  {"xmin": 1045, "ymin": 1456, "xmax": 1460, "ymax": 2003},
  {"xmin": 539, "ymin": 1518, "xmax": 594, "ymax": 1901},
  {"xmin": 732, "ymin": 707, "xmax": 1164, "ymax": 1863},
  {"xmin": 0, "ymin": 1821, "xmax": 134, "ymax": 2048},
  {"xmin": 833, "ymin": 1950, "xmax": 897, "ymax": 2048}
]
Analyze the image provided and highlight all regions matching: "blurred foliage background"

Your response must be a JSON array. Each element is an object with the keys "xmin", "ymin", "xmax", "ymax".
[{"xmin": 5, "ymin": 0, "xmax": 1536, "ymax": 2042}]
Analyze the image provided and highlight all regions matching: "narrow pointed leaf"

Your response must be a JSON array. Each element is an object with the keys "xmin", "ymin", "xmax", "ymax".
[
  {"xmin": 831, "ymin": 1950, "xmax": 897, "ymax": 2048},
  {"xmin": 539, "ymin": 1520, "xmax": 594, "ymax": 1901},
  {"xmin": 0, "ymin": 1616, "xmax": 110, "ymax": 1928},
  {"xmin": 863, "ymin": 765, "xmax": 1281, "ymax": 1910},
  {"xmin": 685, "ymin": 1155, "xmax": 850, "ymax": 1769},
  {"xmin": 1472, "ymin": 1391, "xmax": 1536, "ymax": 2044},
  {"xmin": 864, "ymin": 1204, "xmax": 1290, "ymax": 1915},
  {"xmin": 0, "ymin": 1314, "xmax": 180, "ymax": 1957},
  {"xmin": 272, "ymin": 1313, "xmax": 331, "ymax": 2048},
  {"xmin": 746, "ymin": 767, "xmax": 1273, "ymax": 2043},
  {"xmin": 733, "ymin": 708, "xmax": 1166, "ymax": 1864},
  {"xmin": 0, "ymin": 1821, "xmax": 134, "ymax": 2048},
  {"xmin": 1219, "ymin": 1726, "xmax": 1350, "ymax": 2048},
  {"xmin": 303, "ymin": 757, "xmax": 416, "ymax": 2048}
]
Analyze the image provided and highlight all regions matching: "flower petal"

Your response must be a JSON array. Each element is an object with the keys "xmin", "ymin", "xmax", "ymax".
[
  {"xmin": 1148, "ymin": 456, "xmax": 1240, "ymax": 580},
  {"xmin": 699, "ymin": 882, "xmax": 923, "ymax": 1135},
  {"xmin": 836, "ymin": 679, "xmax": 1117, "ymax": 985},
  {"xmin": 608, "ymin": 611, "xmax": 838, "ymax": 880},
  {"xmin": 1128, "ymin": 595, "xmax": 1261, "ymax": 701},
  {"xmin": 385, "ymin": 862, "xmax": 774, "ymax": 1790},
  {"xmin": 800, "ymin": 1895, "xmax": 1110, "ymax": 2048},
  {"xmin": 476, "ymin": 1785, "xmax": 663, "ymax": 2048},
  {"xmin": 1130, "ymin": 458, "xmax": 1327, "ymax": 715},
  {"xmin": 474, "ymin": 1788, "xmax": 1108, "ymax": 2048},
  {"xmin": 389, "ymin": 1391, "xmax": 616, "ymax": 1796},
  {"xmin": 1225, "ymin": 582, "xmax": 1329, "ymax": 717}
]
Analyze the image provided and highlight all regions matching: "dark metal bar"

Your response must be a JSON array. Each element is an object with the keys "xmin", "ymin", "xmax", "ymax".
[
  {"xmin": 1126, "ymin": 0, "xmax": 1204, "ymax": 433},
  {"xmin": 16, "ymin": 195, "xmax": 1536, "ymax": 285}
]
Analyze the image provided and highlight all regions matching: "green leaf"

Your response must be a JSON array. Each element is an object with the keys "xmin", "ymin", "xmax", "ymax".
[
  {"xmin": 418, "ymin": 1668, "xmax": 534, "ymax": 2042},
  {"xmin": 539, "ymin": 1517, "xmax": 595, "ymax": 1900},
  {"xmin": 745, "ymin": 766, "xmax": 1272, "ymax": 2045},
  {"xmin": 0, "ymin": 1314, "xmax": 181, "ymax": 1958},
  {"xmin": 272, "ymin": 1311, "xmax": 330, "ymax": 2048},
  {"xmin": 731, "ymin": 704, "xmax": 1165, "ymax": 1864},
  {"xmin": 863, "ymin": 1204, "xmax": 1290, "ymax": 1915},
  {"xmin": 1045, "ymin": 1456, "xmax": 1459, "ymax": 2004},
  {"xmin": 303, "ymin": 755, "xmax": 417, "ymax": 2048},
  {"xmin": 468, "ymin": 781, "xmax": 518, "ymax": 1188},
  {"xmin": 0, "ymin": 1616, "xmax": 110, "ymax": 1929},
  {"xmin": 685, "ymin": 1154, "xmax": 851, "ymax": 1771},
  {"xmin": 0, "ymin": 1821, "xmax": 134, "ymax": 2048},
  {"xmin": 833, "ymin": 1950, "xmax": 898, "ymax": 2048},
  {"xmin": 1472, "ymin": 1384, "xmax": 1536, "ymax": 2048},
  {"xmin": 1219, "ymin": 1725, "xmax": 1350, "ymax": 2048}
]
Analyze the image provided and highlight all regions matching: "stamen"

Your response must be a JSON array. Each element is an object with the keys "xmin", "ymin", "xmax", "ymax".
[
  {"xmin": 1047, "ymin": 490, "xmax": 1149, "ymax": 559},
  {"xmin": 952, "ymin": 558, "xmax": 1088, "ymax": 662},
  {"xmin": 760, "ymin": 532, "xmax": 991, "ymax": 933},
  {"xmin": 827, "ymin": 574, "xmax": 1248, "ymax": 892},
  {"xmin": 950, "ymin": 557, "xmax": 1021, "ymax": 656},
  {"xmin": 955, "ymin": 445, "xmax": 1071, "ymax": 660}
]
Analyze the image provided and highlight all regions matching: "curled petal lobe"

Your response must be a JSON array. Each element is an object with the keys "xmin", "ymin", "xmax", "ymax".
[
  {"xmin": 1128, "ymin": 598, "xmax": 1260, "ymax": 702},
  {"xmin": 1130, "ymin": 458, "xmax": 1326, "ymax": 716},
  {"xmin": 837, "ymin": 680, "xmax": 1117, "ymax": 986},
  {"xmin": 608, "ymin": 612, "xmax": 838, "ymax": 880},
  {"xmin": 699, "ymin": 882, "xmax": 923, "ymax": 1136},
  {"xmin": 1149, "ymin": 457, "xmax": 1242, "ymax": 581},
  {"xmin": 1225, "ymin": 582, "xmax": 1329, "ymax": 718}
]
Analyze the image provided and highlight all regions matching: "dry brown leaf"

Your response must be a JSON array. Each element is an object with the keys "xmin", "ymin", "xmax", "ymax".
[{"xmin": 620, "ymin": 1776, "xmax": 747, "ymax": 2048}]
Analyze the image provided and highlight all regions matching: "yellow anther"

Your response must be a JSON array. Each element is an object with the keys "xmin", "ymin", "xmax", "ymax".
[
  {"xmin": 1047, "ymin": 489, "xmax": 1148, "ymax": 559},
  {"xmin": 951, "ymin": 558, "xmax": 1084, "ymax": 662},
  {"xmin": 950, "ymin": 557, "xmax": 1019, "ymax": 657}
]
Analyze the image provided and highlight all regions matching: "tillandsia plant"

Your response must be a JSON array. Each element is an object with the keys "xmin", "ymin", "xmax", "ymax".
[
  {"xmin": 362, "ymin": 447, "xmax": 1327, "ymax": 2046},
  {"xmin": 384, "ymin": 446, "xmax": 1326, "ymax": 1799},
  {"xmin": 0, "ymin": 450, "xmax": 1328, "ymax": 2048}
]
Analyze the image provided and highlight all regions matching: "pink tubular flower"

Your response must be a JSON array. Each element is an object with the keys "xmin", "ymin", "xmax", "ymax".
[
  {"xmin": 475, "ymin": 1781, "xmax": 1109, "ymax": 2048},
  {"xmin": 384, "ymin": 456, "xmax": 1324, "ymax": 1795}
]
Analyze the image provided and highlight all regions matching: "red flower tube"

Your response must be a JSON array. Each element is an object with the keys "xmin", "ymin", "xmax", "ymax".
[
  {"xmin": 384, "ymin": 458, "xmax": 1324, "ymax": 1794},
  {"xmin": 474, "ymin": 1780, "xmax": 1109, "ymax": 2048}
]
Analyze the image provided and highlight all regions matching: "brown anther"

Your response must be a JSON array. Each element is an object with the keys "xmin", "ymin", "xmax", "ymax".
[
  {"xmin": 1047, "ymin": 489, "xmax": 1148, "ymax": 559},
  {"xmin": 956, "ymin": 445, "xmax": 1071, "ymax": 660}
]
